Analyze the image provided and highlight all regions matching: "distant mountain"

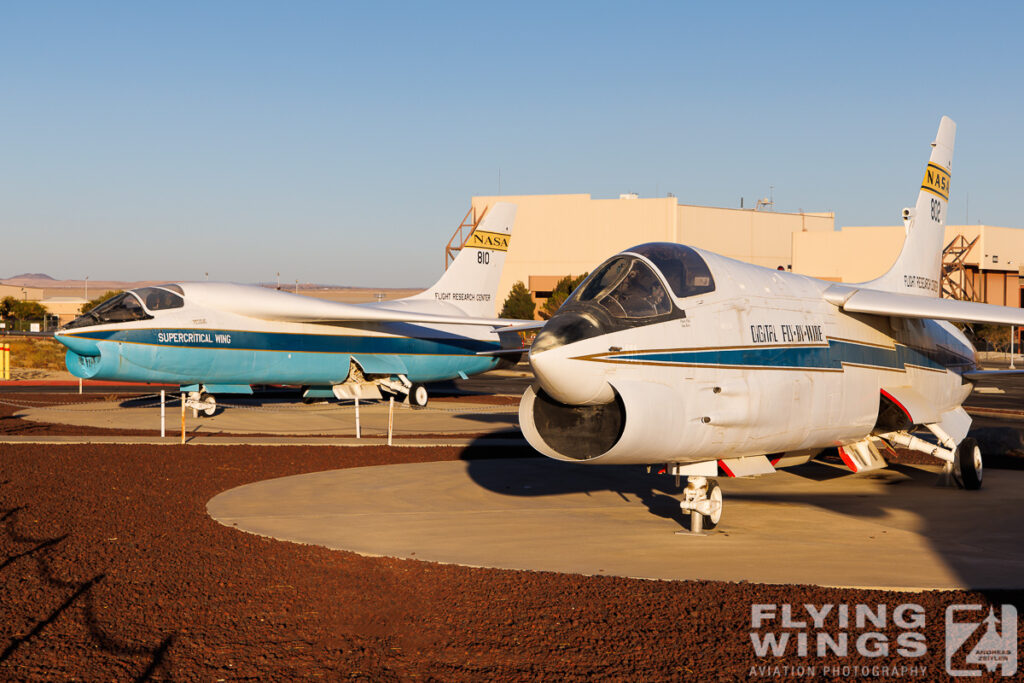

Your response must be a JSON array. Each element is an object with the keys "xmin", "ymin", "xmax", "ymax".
[{"xmin": 6, "ymin": 273, "xmax": 55, "ymax": 280}]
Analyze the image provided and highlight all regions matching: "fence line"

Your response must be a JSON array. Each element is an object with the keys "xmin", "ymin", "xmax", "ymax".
[{"xmin": 1, "ymin": 395, "xmax": 517, "ymax": 416}]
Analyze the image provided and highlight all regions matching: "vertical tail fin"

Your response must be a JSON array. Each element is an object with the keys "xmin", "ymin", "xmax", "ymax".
[
  {"xmin": 862, "ymin": 116, "xmax": 956, "ymax": 297},
  {"xmin": 407, "ymin": 202, "xmax": 516, "ymax": 317}
]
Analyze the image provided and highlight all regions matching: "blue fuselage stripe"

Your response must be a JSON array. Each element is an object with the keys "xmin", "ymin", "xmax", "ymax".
[{"xmin": 609, "ymin": 339, "xmax": 960, "ymax": 372}]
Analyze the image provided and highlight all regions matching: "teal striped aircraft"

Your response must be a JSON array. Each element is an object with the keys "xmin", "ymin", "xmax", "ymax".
[{"xmin": 56, "ymin": 204, "xmax": 524, "ymax": 412}]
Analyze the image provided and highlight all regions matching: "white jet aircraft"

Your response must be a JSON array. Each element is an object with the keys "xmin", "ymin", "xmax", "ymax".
[
  {"xmin": 518, "ymin": 117, "xmax": 1024, "ymax": 532},
  {"xmin": 55, "ymin": 204, "xmax": 523, "ymax": 412}
]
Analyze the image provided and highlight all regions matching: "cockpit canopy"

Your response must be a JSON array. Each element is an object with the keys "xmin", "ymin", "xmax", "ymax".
[
  {"xmin": 533, "ymin": 243, "xmax": 715, "ymax": 353},
  {"xmin": 62, "ymin": 285, "xmax": 184, "ymax": 330},
  {"xmin": 626, "ymin": 243, "xmax": 715, "ymax": 299},
  {"xmin": 571, "ymin": 256, "xmax": 673, "ymax": 319},
  {"xmin": 566, "ymin": 243, "xmax": 715, "ymax": 319}
]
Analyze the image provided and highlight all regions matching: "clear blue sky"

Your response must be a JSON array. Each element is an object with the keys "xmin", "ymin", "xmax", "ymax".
[{"xmin": 2, "ymin": 1, "xmax": 1022, "ymax": 287}]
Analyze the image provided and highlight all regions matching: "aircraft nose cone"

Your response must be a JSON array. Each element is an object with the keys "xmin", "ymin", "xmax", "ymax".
[
  {"xmin": 532, "ymin": 311, "xmax": 603, "ymax": 354},
  {"xmin": 54, "ymin": 331, "xmax": 100, "ymax": 357},
  {"xmin": 530, "ymin": 312, "xmax": 614, "ymax": 406}
]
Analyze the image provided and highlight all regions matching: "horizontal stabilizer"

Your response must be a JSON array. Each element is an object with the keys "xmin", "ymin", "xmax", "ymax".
[
  {"xmin": 825, "ymin": 284, "xmax": 1024, "ymax": 326},
  {"xmin": 476, "ymin": 347, "xmax": 529, "ymax": 356}
]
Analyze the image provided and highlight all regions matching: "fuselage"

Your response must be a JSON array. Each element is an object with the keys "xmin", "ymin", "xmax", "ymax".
[
  {"xmin": 55, "ymin": 283, "xmax": 503, "ymax": 386},
  {"xmin": 520, "ymin": 244, "xmax": 977, "ymax": 465}
]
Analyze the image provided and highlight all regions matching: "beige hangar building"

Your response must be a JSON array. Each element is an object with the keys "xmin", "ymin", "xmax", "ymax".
[{"xmin": 448, "ymin": 194, "xmax": 1024, "ymax": 317}]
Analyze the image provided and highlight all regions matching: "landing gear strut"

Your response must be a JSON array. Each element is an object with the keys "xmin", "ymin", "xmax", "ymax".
[
  {"xmin": 877, "ymin": 427, "xmax": 983, "ymax": 490},
  {"xmin": 678, "ymin": 476, "xmax": 723, "ymax": 534}
]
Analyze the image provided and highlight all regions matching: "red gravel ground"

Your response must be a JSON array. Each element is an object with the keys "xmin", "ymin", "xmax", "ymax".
[{"xmin": 2, "ymin": 441, "xmax": 1023, "ymax": 681}]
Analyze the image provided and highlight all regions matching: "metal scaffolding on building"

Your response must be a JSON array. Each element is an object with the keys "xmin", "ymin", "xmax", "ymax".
[{"xmin": 941, "ymin": 234, "xmax": 979, "ymax": 301}]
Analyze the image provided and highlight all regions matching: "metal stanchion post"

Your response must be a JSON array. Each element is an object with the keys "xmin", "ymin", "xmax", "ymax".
[
  {"xmin": 1012, "ymin": 326, "xmax": 1017, "ymax": 369},
  {"xmin": 181, "ymin": 392, "xmax": 186, "ymax": 444},
  {"xmin": 388, "ymin": 396, "xmax": 394, "ymax": 446},
  {"xmin": 355, "ymin": 397, "xmax": 361, "ymax": 439},
  {"xmin": 160, "ymin": 390, "xmax": 166, "ymax": 438},
  {"xmin": 78, "ymin": 377, "xmax": 83, "ymax": 394}
]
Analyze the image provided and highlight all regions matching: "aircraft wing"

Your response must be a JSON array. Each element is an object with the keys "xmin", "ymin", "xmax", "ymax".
[
  {"xmin": 188, "ymin": 283, "xmax": 532, "ymax": 327},
  {"xmin": 264, "ymin": 302, "xmax": 528, "ymax": 327},
  {"xmin": 497, "ymin": 320, "xmax": 548, "ymax": 333},
  {"xmin": 961, "ymin": 369, "xmax": 1024, "ymax": 380},
  {"xmin": 824, "ymin": 285, "xmax": 1024, "ymax": 326}
]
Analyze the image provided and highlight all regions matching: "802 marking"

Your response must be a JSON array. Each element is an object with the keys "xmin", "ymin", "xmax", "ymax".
[{"xmin": 930, "ymin": 198, "xmax": 943, "ymax": 222}]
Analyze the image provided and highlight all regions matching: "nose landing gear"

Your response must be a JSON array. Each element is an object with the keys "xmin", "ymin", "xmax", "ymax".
[{"xmin": 677, "ymin": 476, "xmax": 723, "ymax": 535}]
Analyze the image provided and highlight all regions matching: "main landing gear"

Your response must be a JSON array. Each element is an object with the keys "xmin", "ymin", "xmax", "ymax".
[
  {"xmin": 677, "ymin": 476, "xmax": 723, "ymax": 535},
  {"xmin": 878, "ymin": 425, "xmax": 983, "ymax": 490},
  {"xmin": 953, "ymin": 437, "xmax": 983, "ymax": 490},
  {"xmin": 186, "ymin": 391, "xmax": 217, "ymax": 417},
  {"xmin": 407, "ymin": 383, "xmax": 429, "ymax": 408}
]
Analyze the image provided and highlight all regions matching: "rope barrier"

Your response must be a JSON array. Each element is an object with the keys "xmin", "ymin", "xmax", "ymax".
[
  {"xmin": 0, "ymin": 393, "xmax": 166, "ymax": 411},
  {"xmin": 2, "ymin": 395, "xmax": 517, "ymax": 416}
]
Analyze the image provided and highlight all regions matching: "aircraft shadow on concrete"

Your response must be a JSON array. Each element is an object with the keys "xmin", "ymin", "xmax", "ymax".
[
  {"xmin": 446, "ymin": 413, "xmax": 518, "ymax": 425},
  {"xmin": 461, "ymin": 453, "xmax": 897, "ymax": 528},
  {"xmin": 464, "ymin": 455, "xmax": 690, "ymax": 525},
  {"xmin": 461, "ymin": 437, "xmax": 1024, "ymax": 590}
]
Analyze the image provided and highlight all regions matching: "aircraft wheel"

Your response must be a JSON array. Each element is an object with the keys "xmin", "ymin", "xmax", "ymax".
[
  {"xmin": 200, "ymin": 393, "xmax": 217, "ymax": 417},
  {"xmin": 409, "ymin": 384, "xmax": 428, "ymax": 408},
  {"xmin": 703, "ymin": 479, "xmax": 723, "ymax": 529},
  {"xmin": 953, "ymin": 437, "xmax": 983, "ymax": 490}
]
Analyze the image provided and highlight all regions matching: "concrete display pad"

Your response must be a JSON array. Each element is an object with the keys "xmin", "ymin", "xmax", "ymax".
[
  {"xmin": 14, "ymin": 398, "xmax": 518, "ymax": 436},
  {"xmin": 207, "ymin": 458, "xmax": 1024, "ymax": 590}
]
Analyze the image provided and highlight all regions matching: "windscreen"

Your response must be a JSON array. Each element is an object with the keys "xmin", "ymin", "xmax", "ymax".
[
  {"xmin": 571, "ymin": 256, "xmax": 672, "ymax": 320},
  {"xmin": 532, "ymin": 254, "xmax": 685, "ymax": 354},
  {"xmin": 62, "ymin": 292, "xmax": 153, "ymax": 329}
]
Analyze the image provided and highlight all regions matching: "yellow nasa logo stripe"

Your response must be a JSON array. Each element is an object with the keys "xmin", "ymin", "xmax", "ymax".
[
  {"xmin": 921, "ymin": 162, "xmax": 951, "ymax": 201},
  {"xmin": 467, "ymin": 229, "xmax": 509, "ymax": 252}
]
